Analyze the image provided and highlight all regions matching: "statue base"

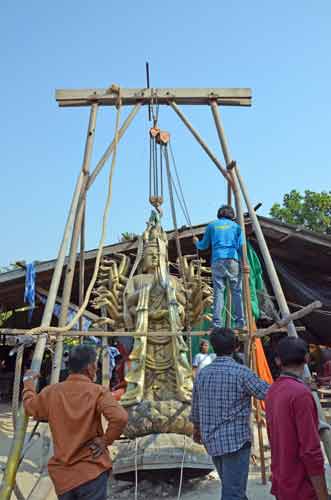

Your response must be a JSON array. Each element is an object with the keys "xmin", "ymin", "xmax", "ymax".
[
  {"xmin": 123, "ymin": 400, "xmax": 193, "ymax": 438},
  {"xmin": 112, "ymin": 433, "xmax": 214, "ymax": 481}
]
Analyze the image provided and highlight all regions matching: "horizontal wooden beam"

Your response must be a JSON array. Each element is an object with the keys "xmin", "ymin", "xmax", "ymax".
[
  {"xmin": 55, "ymin": 87, "xmax": 252, "ymax": 108},
  {"xmin": 255, "ymin": 300, "xmax": 322, "ymax": 338},
  {"xmin": 0, "ymin": 329, "xmax": 213, "ymax": 338}
]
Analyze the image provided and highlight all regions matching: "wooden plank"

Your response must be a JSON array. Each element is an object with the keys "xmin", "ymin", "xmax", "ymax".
[{"xmin": 55, "ymin": 87, "xmax": 252, "ymax": 107}]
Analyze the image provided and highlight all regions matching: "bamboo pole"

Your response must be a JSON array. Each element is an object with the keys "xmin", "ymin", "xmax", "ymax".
[
  {"xmin": 100, "ymin": 307, "xmax": 110, "ymax": 388},
  {"xmin": 51, "ymin": 104, "xmax": 98, "ymax": 385},
  {"xmin": 0, "ymin": 328, "xmax": 223, "ymax": 337},
  {"xmin": 11, "ymin": 105, "xmax": 98, "ymax": 500},
  {"xmin": 210, "ymin": 100, "xmax": 266, "ymax": 483},
  {"xmin": 170, "ymin": 102, "xmax": 232, "ymax": 184},
  {"xmin": 255, "ymin": 301, "xmax": 322, "ymax": 338},
  {"xmin": 87, "ymin": 103, "xmax": 142, "ymax": 189},
  {"xmin": 226, "ymin": 180, "xmax": 233, "ymax": 328},
  {"xmin": 231, "ymin": 151, "xmax": 331, "ymax": 468},
  {"xmin": 79, "ymin": 210, "xmax": 86, "ymax": 333},
  {"xmin": 0, "ymin": 145, "xmax": 88, "ymax": 500},
  {"xmin": 101, "ymin": 337, "xmax": 110, "ymax": 387},
  {"xmin": 210, "ymin": 100, "xmax": 233, "ymax": 328},
  {"xmin": 209, "ymin": 103, "xmax": 254, "ymax": 343},
  {"xmin": 251, "ymin": 343, "xmax": 267, "ymax": 484},
  {"xmin": 233, "ymin": 163, "xmax": 298, "ymax": 338}
]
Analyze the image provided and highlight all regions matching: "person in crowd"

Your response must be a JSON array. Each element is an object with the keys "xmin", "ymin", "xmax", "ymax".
[
  {"xmin": 192, "ymin": 339, "xmax": 216, "ymax": 376},
  {"xmin": 193, "ymin": 205, "xmax": 245, "ymax": 331},
  {"xmin": 23, "ymin": 344, "xmax": 128, "ymax": 500},
  {"xmin": 266, "ymin": 337, "xmax": 328, "ymax": 500},
  {"xmin": 190, "ymin": 327, "xmax": 269, "ymax": 499}
]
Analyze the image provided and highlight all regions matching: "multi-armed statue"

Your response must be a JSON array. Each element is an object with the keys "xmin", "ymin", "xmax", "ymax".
[{"xmin": 92, "ymin": 210, "xmax": 213, "ymax": 475}]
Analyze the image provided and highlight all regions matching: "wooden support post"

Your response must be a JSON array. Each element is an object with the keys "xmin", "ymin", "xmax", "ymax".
[
  {"xmin": 79, "ymin": 210, "xmax": 86, "ymax": 334},
  {"xmin": 251, "ymin": 342, "xmax": 267, "ymax": 484},
  {"xmin": 100, "ymin": 307, "xmax": 110, "ymax": 388},
  {"xmin": 101, "ymin": 337, "xmax": 110, "ymax": 388},
  {"xmin": 210, "ymin": 100, "xmax": 235, "ymax": 327},
  {"xmin": 225, "ymin": 171, "xmax": 233, "ymax": 328},
  {"xmin": 233, "ymin": 163, "xmax": 298, "ymax": 338},
  {"xmin": 0, "ymin": 154, "xmax": 88, "ymax": 500},
  {"xmin": 209, "ymin": 103, "xmax": 253, "ymax": 347},
  {"xmin": 232, "ymin": 156, "xmax": 331, "ymax": 469},
  {"xmin": 170, "ymin": 101, "xmax": 231, "ymax": 183},
  {"xmin": 87, "ymin": 103, "xmax": 141, "ymax": 189},
  {"xmin": 20, "ymin": 104, "xmax": 99, "ymax": 500},
  {"xmin": 210, "ymin": 100, "xmax": 266, "ymax": 483},
  {"xmin": 51, "ymin": 103, "xmax": 98, "ymax": 385}
]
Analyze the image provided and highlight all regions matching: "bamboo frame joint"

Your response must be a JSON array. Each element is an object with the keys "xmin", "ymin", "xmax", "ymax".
[{"xmin": 227, "ymin": 160, "xmax": 236, "ymax": 171}]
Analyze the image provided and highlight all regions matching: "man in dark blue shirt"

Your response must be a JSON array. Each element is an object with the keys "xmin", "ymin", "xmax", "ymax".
[{"xmin": 193, "ymin": 205, "xmax": 245, "ymax": 329}]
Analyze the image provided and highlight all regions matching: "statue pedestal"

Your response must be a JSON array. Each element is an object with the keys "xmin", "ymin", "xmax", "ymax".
[
  {"xmin": 113, "ymin": 433, "xmax": 214, "ymax": 481},
  {"xmin": 123, "ymin": 400, "xmax": 193, "ymax": 438}
]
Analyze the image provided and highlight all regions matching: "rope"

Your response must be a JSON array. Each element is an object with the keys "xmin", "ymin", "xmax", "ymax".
[
  {"xmin": 170, "ymin": 176, "xmax": 192, "ymax": 228},
  {"xmin": 13, "ymin": 484, "xmax": 25, "ymax": 500},
  {"xmin": 18, "ymin": 421, "xmax": 40, "ymax": 467},
  {"xmin": 134, "ymin": 438, "xmax": 138, "ymax": 500},
  {"xmin": 167, "ymin": 141, "xmax": 201, "ymax": 275},
  {"xmin": 28, "ymin": 87, "xmax": 122, "ymax": 336},
  {"xmin": 176, "ymin": 435, "xmax": 186, "ymax": 500},
  {"xmin": 169, "ymin": 142, "xmax": 193, "ymax": 229},
  {"xmin": 12, "ymin": 344, "xmax": 24, "ymax": 430},
  {"xmin": 163, "ymin": 144, "xmax": 193, "ymax": 363}
]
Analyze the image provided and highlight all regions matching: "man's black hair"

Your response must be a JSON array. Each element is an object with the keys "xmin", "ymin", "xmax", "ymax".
[
  {"xmin": 68, "ymin": 344, "xmax": 97, "ymax": 373},
  {"xmin": 277, "ymin": 337, "xmax": 308, "ymax": 367},
  {"xmin": 210, "ymin": 327, "xmax": 236, "ymax": 356},
  {"xmin": 217, "ymin": 205, "xmax": 235, "ymax": 220}
]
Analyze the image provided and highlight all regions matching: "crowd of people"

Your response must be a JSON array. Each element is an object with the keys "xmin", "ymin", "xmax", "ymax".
[
  {"xmin": 22, "ymin": 330, "xmax": 329, "ymax": 500},
  {"xmin": 20, "ymin": 205, "xmax": 330, "ymax": 500}
]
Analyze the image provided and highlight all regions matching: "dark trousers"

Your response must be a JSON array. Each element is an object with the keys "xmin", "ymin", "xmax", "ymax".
[
  {"xmin": 212, "ymin": 442, "xmax": 251, "ymax": 500},
  {"xmin": 58, "ymin": 471, "xmax": 109, "ymax": 500}
]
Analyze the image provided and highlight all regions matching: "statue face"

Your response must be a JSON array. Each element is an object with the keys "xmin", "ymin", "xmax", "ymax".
[{"xmin": 143, "ymin": 246, "xmax": 159, "ymax": 272}]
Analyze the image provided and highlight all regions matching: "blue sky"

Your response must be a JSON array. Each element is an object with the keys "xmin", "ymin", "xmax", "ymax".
[{"xmin": 1, "ymin": 1, "xmax": 330, "ymax": 266}]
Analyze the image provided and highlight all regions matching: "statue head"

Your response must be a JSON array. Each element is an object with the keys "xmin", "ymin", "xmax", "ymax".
[
  {"xmin": 134, "ymin": 211, "xmax": 169, "ymax": 283},
  {"xmin": 142, "ymin": 243, "xmax": 160, "ymax": 273}
]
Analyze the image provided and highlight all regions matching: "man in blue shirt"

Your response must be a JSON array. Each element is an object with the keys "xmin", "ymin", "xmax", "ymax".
[
  {"xmin": 193, "ymin": 205, "xmax": 245, "ymax": 330},
  {"xmin": 190, "ymin": 328, "xmax": 269, "ymax": 500}
]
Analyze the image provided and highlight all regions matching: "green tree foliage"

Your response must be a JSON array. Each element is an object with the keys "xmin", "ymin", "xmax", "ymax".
[
  {"xmin": 270, "ymin": 190, "xmax": 331, "ymax": 234},
  {"xmin": 119, "ymin": 232, "xmax": 138, "ymax": 242}
]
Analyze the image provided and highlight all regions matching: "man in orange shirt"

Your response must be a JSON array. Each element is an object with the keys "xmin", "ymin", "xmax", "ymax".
[{"xmin": 23, "ymin": 344, "xmax": 128, "ymax": 500}]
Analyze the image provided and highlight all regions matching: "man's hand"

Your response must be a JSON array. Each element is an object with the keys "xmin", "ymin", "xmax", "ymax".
[
  {"xmin": 23, "ymin": 370, "xmax": 39, "ymax": 382},
  {"xmin": 193, "ymin": 236, "xmax": 199, "ymax": 245},
  {"xmin": 87, "ymin": 437, "xmax": 107, "ymax": 459}
]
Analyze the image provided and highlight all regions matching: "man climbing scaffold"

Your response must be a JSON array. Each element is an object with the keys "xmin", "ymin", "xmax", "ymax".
[{"xmin": 193, "ymin": 204, "xmax": 245, "ymax": 330}]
